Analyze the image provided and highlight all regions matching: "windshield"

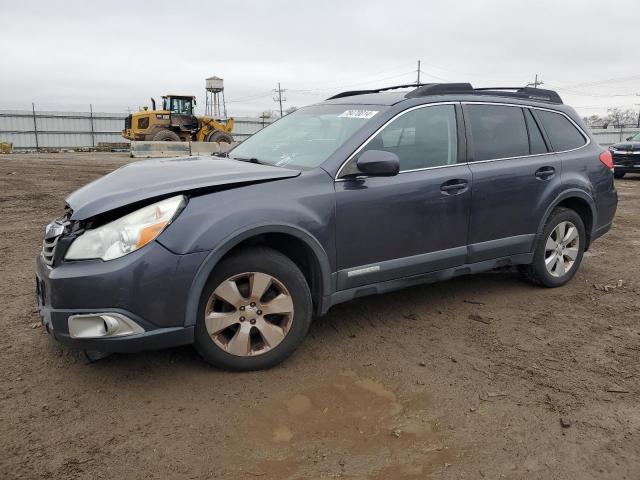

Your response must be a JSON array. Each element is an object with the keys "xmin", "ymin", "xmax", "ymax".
[
  {"xmin": 162, "ymin": 97, "xmax": 193, "ymax": 114},
  {"xmin": 632, "ymin": 132, "xmax": 640, "ymax": 141},
  {"xmin": 229, "ymin": 104, "xmax": 388, "ymax": 169}
]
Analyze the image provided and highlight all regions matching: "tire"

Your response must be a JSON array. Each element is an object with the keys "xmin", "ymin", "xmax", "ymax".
[
  {"xmin": 519, "ymin": 207, "xmax": 586, "ymax": 288},
  {"xmin": 614, "ymin": 171, "xmax": 626, "ymax": 179},
  {"xmin": 194, "ymin": 247, "xmax": 312, "ymax": 371},
  {"xmin": 205, "ymin": 131, "xmax": 233, "ymax": 144},
  {"xmin": 151, "ymin": 129, "xmax": 181, "ymax": 141}
]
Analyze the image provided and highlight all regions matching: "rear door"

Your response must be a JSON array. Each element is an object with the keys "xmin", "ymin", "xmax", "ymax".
[
  {"xmin": 334, "ymin": 103, "xmax": 472, "ymax": 290},
  {"xmin": 463, "ymin": 103, "xmax": 564, "ymax": 263}
]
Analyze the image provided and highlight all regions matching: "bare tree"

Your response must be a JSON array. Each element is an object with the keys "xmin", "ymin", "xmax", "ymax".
[
  {"xmin": 606, "ymin": 108, "xmax": 636, "ymax": 128},
  {"xmin": 583, "ymin": 114, "xmax": 606, "ymax": 128}
]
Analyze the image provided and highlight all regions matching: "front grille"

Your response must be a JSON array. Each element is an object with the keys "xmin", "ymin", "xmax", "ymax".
[
  {"xmin": 41, "ymin": 236, "xmax": 59, "ymax": 266},
  {"xmin": 124, "ymin": 114, "xmax": 132, "ymax": 129},
  {"xmin": 41, "ymin": 212, "xmax": 72, "ymax": 267},
  {"xmin": 613, "ymin": 153, "xmax": 637, "ymax": 165}
]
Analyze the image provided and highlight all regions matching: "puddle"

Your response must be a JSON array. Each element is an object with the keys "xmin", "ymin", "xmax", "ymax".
[{"xmin": 234, "ymin": 370, "xmax": 454, "ymax": 479}]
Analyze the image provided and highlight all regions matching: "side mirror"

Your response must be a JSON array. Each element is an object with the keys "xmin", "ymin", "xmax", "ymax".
[
  {"xmin": 355, "ymin": 150, "xmax": 400, "ymax": 177},
  {"xmin": 626, "ymin": 136, "xmax": 634, "ymax": 141}
]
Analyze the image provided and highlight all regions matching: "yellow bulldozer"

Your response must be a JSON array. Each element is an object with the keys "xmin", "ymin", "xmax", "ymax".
[{"xmin": 122, "ymin": 95, "xmax": 234, "ymax": 143}]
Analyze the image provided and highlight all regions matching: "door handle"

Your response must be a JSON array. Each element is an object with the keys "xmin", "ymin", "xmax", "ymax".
[
  {"xmin": 535, "ymin": 166, "xmax": 556, "ymax": 180},
  {"xmin": 440, "ymin": 179, "xmax": 468, "ymax": 195}
]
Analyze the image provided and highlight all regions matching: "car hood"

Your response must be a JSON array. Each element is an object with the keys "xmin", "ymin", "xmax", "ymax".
[
  {"xmin": 611, "ymin": 141, "xmax": 640, "ymax": 151},
  {"xmin": 66, "ymin": 156, "xmax": 301, "ymax": 220}
]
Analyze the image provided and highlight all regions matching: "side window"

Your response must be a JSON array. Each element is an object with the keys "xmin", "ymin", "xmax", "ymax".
[
  {"xmin": 357, "ymin": 105, "xmax": 458, "ymax": 172},
  {"xmin": 524, "ymin": 109, "xmax": 548, "ymax": 155},
  {"xmin": 467, "ymin": 105, "xmax": 529, "ymax": 161},
  {"xmin": 536, "ymin": 110, "xmax": 587, "ymax": 152}
]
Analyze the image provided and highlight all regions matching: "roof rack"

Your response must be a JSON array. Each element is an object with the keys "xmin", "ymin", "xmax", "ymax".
[
  {"xmin": 326, "ymin": 83, "xmax": 563, "ymax": 104},
  {"xmin": 326, "ymin": 83, "xmax": 426, "ymax": 100},
  {"xmin": 471, "ymin": 86, "xmax": 563, "ymax": 104}
]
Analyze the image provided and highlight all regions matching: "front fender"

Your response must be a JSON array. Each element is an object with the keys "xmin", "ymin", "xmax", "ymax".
[
  {"xmin": 180, "ymin": 223, "xmax": 333, "ymax": 327},
  {"xmin": 156, "ymin": 172, "xmax": 337, "ymax": 326}
]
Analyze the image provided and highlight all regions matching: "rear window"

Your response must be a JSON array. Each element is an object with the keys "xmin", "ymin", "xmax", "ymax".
[
  {"xmin": 466, "ymin": 105, "xmax": 529, "ymax": 161},
  {"xmin": 536, "ymin": 110, "xmax": 587, "ymax": 152},
  {"xmin": 524, "ymin": 108, "xmax": 548, "ymax": 155}
]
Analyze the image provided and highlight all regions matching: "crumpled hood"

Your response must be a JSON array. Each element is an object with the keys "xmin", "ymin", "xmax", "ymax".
[{"xmin": 66, "ymin": 156, "xmax": 300, "ymax": 220}]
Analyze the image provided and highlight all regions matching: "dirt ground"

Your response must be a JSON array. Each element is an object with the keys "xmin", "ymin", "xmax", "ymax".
[{"xmin": 1, "ymin": 152, "xmax": 639, "ymax": 480}]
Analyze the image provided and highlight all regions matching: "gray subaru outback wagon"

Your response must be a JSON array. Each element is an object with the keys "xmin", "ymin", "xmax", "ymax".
[{"xmin": 36, "ymin": 83, "xmax": 617, "ymax": 370}]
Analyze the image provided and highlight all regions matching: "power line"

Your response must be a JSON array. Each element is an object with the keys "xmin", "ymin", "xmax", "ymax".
[
  {"xmin": 412, "ymin": 60, "xmax": 501, "ymax": 80},
  {"xmin": 297, "ymin": 62, "xmax": 415, "ymax": 90},
  {"xmin": 551, "ymin": 73, "xmax": 640, "ymax": 90},
  {"xmin": 545, "ymin": 84, "xmax": 639, "ymax": 98},
  {"xmin": 226, "ymin": 64, "xmax": 416, "ymax": 104},
  {"xmin": 226, "ymin": 90, "xmax": 273, "ymax": 103},
  {"xmin": 288, "ymin": 70, "xmax": 416, "ymax": 94}
]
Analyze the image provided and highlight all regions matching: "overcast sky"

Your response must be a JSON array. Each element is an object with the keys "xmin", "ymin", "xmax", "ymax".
[{"xmin": 1, "ymin": 0, "xmax": 638, "ymax": 118}]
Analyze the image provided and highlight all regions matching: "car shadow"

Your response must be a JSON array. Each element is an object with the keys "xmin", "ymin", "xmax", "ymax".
[
  {"xmin": 75, "ymin": 267, "xmax": 526, "ymax": 374},
  {"xmin": 617, "ymin": 174, "xmax": 640, "ymax": 181}
]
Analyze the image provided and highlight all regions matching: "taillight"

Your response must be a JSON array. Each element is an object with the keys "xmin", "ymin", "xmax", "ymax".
[{"xmin": 599, "ymin": 150, "xmax": 614, "ymax": 170}]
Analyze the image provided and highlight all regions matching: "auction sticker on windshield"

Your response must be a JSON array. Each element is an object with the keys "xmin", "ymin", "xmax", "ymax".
[{"xmin": 338, "ymin": 110, "xmax": 379, "ymax": 119}]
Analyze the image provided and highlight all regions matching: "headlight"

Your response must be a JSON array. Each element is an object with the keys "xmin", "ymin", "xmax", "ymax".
[{"xmin": 65, "ymin": 195, "xmax": 186, "ymax": 261}]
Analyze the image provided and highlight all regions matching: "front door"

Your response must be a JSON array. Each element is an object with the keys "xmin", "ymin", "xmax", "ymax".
[{"xmin": 335, "ymin": 103, "xmax": 472, "ymax": 290}]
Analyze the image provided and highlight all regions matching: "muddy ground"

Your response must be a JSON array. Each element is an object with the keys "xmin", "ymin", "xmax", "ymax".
[{"xmin": 1, "ymin": 152, "xmax": 638, "ymax": 479}]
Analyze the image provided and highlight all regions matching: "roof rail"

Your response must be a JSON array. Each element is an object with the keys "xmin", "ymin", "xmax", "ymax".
[
  {"xmin": 326, "ymin": 83, "xmax": 563, "ymax": 104},
  {"xmin": 326, "ymin": 83, "xmax": 426, "ymax": 100},
  {"xmin": 472, "ymin": 87, "xmax": 563, "ymax": 104},
  {"xmin": 404, "ymin": 83, "xmax": 473, "ymax": 98}
]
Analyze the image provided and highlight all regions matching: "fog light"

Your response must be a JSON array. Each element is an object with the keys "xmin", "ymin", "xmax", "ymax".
[{"xmin": 68, "ymin": 313, "xmax": 144, "ymax": 339}]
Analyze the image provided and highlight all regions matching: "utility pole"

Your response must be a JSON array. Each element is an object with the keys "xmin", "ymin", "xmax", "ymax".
[
  {"xmin": 416, "ymin": 60, "xmax": 421, "ymax": 85},
  {"xmin": 32, "ymin": 102, "xmax": 39, "ymax": 151},
  {"xmin": 273, "ymin": 82, "xmax": 286, "ymax": 117},
  {"xmin": 527, "ymin": 74, "xmax": 544, "ymax": 89},
  {"xmin": 89, "ymin": 104, "xmax": 95, "ymax": 148}
]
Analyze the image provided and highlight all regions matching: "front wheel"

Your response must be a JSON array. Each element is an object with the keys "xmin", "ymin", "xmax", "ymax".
[
  {"xmin": 194, "ymin": 247, "xmax": 312, "ymax": 371},
  {"xmin": 614, "ymin": 171, "xmax": 626, "ymax": 179},
  {"xmin": 519, "ymin": 207, "xmax": 585, "ymax": 287},
  {"xmin": 205, "ymin": 131, "xmax": 233, "ymax": 144},
  {"xmin": 151, "ymin": 129, "xmax": 181, "ymax": 141}
]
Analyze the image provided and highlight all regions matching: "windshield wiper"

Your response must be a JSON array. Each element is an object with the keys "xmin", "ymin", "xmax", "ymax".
[{"xmin": 230, "ymin": 155, "xmax": 263, "ymax": 165}]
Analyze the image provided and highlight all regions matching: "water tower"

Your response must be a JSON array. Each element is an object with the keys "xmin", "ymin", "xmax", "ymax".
[{"xmin": 205, "ymin": 76, "xmax": 227, "ymax": 118}]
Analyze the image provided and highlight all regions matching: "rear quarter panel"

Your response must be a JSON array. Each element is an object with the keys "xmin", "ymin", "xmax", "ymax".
[{"xmin": 560, "ymin": 143, "xmax": 617, "ymax": 232}]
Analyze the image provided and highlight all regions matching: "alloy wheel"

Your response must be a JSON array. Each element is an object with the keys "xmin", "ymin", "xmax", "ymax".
[
  {"xmin": 204, "ymin": 272, "xmax": 294, "ymax": 356},
  {"xmin": 544, "ymin": 221, "xmax": 580, "ymax": 278}
]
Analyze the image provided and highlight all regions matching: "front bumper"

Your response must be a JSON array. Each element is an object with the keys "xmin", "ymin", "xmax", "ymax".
[
  {"xmin": 36, "ymin": 241, "xmax": 208, "ymax": 353},
  {"xmin": 121, "ymin": 129, "xmax": 145, "ymax": 141}
]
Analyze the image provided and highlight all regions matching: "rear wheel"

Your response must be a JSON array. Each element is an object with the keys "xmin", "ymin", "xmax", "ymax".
[
  {"xmin": 151, "ymin": 129, "xmax": 181, "ymax": 141},
  {"xmin": 614, "ymin": 171, "xmax": 626, "ymax": 179},
  {"xmin": 519, "ymin": 207, "xmax": 585, "ymax": 287},
  {"xmin": 205, "ymin": 131, "xmax": 233, "ymax": 144},
  {"xmin": 194, "ymin": 247, "xmax": 312, "ymax": 371}
]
